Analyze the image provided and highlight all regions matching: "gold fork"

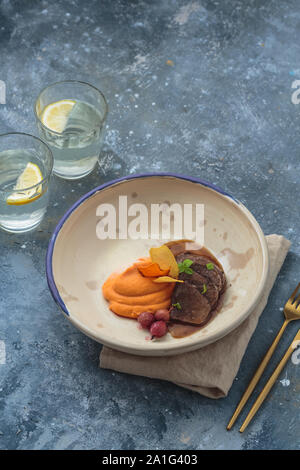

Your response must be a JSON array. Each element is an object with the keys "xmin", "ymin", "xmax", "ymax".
[{"xmin": 227, "ymin": 282, "xmax": 300, "ymax": 430}]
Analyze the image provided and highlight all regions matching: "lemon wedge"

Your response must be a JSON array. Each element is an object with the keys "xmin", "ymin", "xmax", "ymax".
[
  {"xmin": 7, "ymin": 162, "xmax": 43, "ymax": 206},
  {"xmin": 41, "ymin": 99, "xmax": 76, "ymax": 133}
]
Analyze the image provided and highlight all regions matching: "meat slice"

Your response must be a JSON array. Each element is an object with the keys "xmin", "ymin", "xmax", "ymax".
[
  {"xmin": 170, "ymin": 282, "xmax": 211, "ymax": 325},
  {"xmin": 179, "ymin": 271, "xmax": 220, "ymax": 309}
]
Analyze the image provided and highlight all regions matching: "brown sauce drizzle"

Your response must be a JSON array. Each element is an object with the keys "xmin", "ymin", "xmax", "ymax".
[
  {"xmin": 168, "ymin": 323, "xmax": 201, "ymax": 338},
  {"xmin": 219, "ymin": 247, "xmax": 254, "ymax": 270},
  {"xmin": 86, "ymin": 280, "xmax": 100, "ymax": 290}
]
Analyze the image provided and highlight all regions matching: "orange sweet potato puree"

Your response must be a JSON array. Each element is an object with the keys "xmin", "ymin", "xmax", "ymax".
[{"xmin": 102, "ymin": 259, "xmax": 174, "ymax": 318}]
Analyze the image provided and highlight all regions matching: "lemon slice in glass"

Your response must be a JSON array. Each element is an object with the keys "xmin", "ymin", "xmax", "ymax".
[
  {"xmin": 7, "ymin": 162, "xmax": 43, "ymax": 206},
  {"xmin": 41, "ymin": 99, "xmax": 76, "ymax": 133}
]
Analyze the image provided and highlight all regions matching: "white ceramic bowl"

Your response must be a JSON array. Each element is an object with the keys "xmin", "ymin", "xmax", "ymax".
[{"xmin": 46, "ymin": 174, "xmax": 269, "ymax": 356}]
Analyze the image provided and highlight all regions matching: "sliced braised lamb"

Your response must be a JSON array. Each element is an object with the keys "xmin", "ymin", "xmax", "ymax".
[{"xmin": 170, "ymin": 252, "xmax": 226, "ymax": 326}]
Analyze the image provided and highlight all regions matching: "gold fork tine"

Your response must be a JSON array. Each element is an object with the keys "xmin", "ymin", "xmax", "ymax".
[
  {"xmin": 227, "ymin": 283, "xmax": 300, "ymax": 430},
  {"xmin": 240, "ymin": 329, "xmax": 300, "ymax": 432},
  {"xmin": 294, "ymin": 294, "xmax": 300, "ymax": 307},
  {"xmin": 288, "ymin": 283, "xmax": 300, "ymax": 304}
]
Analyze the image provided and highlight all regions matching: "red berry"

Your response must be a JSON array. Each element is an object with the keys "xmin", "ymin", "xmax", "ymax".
[
  {"xmin": 137, "ymin": 311, "xmax": 155, "ymax": 329},
  {"xmin": 150, "ymin": 320, "xmax": 167, "ymax": 338},
  {"xmin": 154, "ymin": 309, "xmax": 170, "ymax": 322}
]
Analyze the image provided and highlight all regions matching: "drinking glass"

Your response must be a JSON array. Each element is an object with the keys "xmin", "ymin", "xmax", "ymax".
[
  {"xmin": 35, "ymin": 80, "xmax": 108, "ymax": 180},
  {"xmin": 0, "ymin": 133, "xmax": 53, "ymax": 233}
]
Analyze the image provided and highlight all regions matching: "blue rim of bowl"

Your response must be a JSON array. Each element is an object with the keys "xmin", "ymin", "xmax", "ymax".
[{"xmin": 46, "ymin": 172, "xmax": 239, "ymax": 317}]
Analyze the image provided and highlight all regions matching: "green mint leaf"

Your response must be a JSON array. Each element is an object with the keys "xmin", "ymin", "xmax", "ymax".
[
  {"xmin": 201, "ymin": 284, "xmax": 207, "ymax": 294},
  {"xmin": 185, "ymin": 267, "xmax": 193, "ymax": 275},
  {"xmin": 178, "ymin": 261, "xmax": 194, "ymax": 275},
  {"xmin": 172, "ymin": 302, "xmax": 182, "ymax": 310},
  {"xmin": 183, "ymin": 259, "xmax": 193, "ymax": 268},
  {"xmin": 178, "ymin": 263, "xmax": 185, "ymax": 273},
  {"xmin": 206, "ymin": 263, "xmax": 214, "ymax": 270}
]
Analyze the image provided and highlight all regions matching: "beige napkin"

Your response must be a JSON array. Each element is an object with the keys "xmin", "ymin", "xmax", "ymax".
[{"xmin": 100, "ymin": 235, "xmax": 291, "ymax": 398}]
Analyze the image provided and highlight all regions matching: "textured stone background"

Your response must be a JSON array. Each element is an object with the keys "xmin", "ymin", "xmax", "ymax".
[{"xmin": 0, "ymin": 0, "xmax": 300, "ymax": 450}]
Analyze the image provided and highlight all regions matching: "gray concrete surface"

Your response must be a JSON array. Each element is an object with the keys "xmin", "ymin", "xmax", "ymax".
[{"xmin": 0, "ymin": 0, "xmax": 300, "ymax": 450}]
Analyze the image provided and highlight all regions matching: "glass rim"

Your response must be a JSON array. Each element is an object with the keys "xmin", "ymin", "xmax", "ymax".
[
  {"xmin": 34, "ymin": 79, "xmax": 109, "ymax": 136},
  {"xmin": 0, "ymin": 132, "xmax": 54, "ymax": 194}
]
